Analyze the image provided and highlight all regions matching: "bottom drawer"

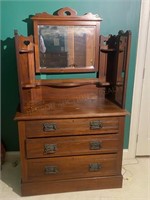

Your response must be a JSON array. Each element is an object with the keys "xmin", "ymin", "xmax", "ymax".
[{"xmin": 27, "ymin": 154, "xmax": 118, "ymax": 181}]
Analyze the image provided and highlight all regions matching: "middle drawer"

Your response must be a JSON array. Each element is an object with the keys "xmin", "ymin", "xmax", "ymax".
[{"xmin": 26, "ymin": 134, "xmax": 119, "ymax": 158}]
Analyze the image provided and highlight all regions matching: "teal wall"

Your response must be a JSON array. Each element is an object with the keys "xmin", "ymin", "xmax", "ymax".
[{"xmin": 1, "ymin": 0, "xmax": 141, "ymax": 150}]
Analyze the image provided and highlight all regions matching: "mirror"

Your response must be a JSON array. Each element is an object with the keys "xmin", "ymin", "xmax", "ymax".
[
  {"xmin": 38, "ymin": 25, "xmax": 96, "ymax": 70},
  {"xmin": 32, "ymin": 7, "xmax": 101, "ymax": 73}
]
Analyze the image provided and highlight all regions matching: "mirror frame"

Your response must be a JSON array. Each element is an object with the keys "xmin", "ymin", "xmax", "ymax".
[{"xmin": 32, "ymin": 7, "xmax": 102, "ymax": 73}]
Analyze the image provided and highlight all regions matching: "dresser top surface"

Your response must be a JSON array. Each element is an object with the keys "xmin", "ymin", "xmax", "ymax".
[{"xmin": 15, "ymin": 98, "xmax": 128, "ymax": 120}]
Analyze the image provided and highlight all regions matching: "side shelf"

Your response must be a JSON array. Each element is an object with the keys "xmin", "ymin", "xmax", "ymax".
[
  {"xmin": 99, "ymin": 31, "xmax": 131, "ymax": 108},
  {"xmin": 14, "ymin": 31, "xmax": 36, "ymax": 112}
]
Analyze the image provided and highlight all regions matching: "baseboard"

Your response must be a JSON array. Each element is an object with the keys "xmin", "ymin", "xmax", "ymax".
[
  {"xmin": 122, "ymin": 149, "xmax": 129, "ymax": 160},
  {"xmin": 5, "ymin": 151, "xmax": 20, "ymax": 162},
  {"xmin": 122, "ymin": 149, "xmax": 138, "ymax": 165}
]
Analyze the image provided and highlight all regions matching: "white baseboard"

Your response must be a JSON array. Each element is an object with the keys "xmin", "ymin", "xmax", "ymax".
[
  {"xmin": 123, "ymin": 149, "xmax": 129, "ymax": 160},
  {"xmin": 5, "ymin": 151, "xmax": 20, "ymax": 162},
  {"xmin": 122, "ymin": 149, "xmax": 137, "ymax": 165}
]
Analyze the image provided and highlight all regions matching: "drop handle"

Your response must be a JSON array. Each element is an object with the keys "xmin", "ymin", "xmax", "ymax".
[
  {"xmin": 43, "ymin": 122, "xmax": 57, "ymax": 132},
  {"xmin": 44, "ymin": 166, "xmax": 59, "ymax": 174},
  {"xmin": 90, "ymin": 120, "xmax": 103, "ymax": 130},
  {"xmin": 44, "ymin": 144, "xmax": 57, "ymax": 154},
  {"xmin": 89, "ymin": 163, "xmax": 102, "ymax": 172},
  {"xmin": 90, "ymin": 141, "xmax": 102, "ymax": 150}
]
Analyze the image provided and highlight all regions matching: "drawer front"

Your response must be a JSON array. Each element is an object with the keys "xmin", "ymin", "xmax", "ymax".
[
  {"xmin": 25, "ymin": 117, "xmax": 119, "ymax": 138},
  {"xmin": 26, "ymin": 134, "xmax": 119, "ymax": 158},
  {"xmin": 27, "ymin": 154, "xmax": 118, "ymax": 181}
]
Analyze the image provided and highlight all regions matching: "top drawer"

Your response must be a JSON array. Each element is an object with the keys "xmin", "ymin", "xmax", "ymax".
[{"xmin": 25, "ymin": 117, "xmax": 119, "ymax": 138}]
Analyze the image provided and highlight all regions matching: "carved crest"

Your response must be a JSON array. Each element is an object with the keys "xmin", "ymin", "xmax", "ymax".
[{"xmin": 32, "ymin": 7, "xmax": 101, "ymax": 21}]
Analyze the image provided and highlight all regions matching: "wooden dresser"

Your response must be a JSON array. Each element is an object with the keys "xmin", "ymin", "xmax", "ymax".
[{"xmin": 14, "ymin": 7, "xmax": 131, "ymax": 196}]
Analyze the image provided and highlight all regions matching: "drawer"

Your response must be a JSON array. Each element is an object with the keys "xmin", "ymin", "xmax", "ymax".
[
  {"xmin": 26, "ymin": 134, "xmax": 119, "ymax": 158},
  {"xmin": 27, "ymin": 154, "xmax": 118, "ymax": 181},
  {"xmin": 25, "ymin": 117, "xmax": 119, "ymax": 138}
]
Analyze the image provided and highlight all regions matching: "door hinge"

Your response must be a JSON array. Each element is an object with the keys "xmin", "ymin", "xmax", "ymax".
[
  {"xmin": 136, "ymin": 134, "xmax": 139, "ymax": 143},
  {"xmin": 143, "ymin": 68, "xmax": 145, "ymax": 79}
]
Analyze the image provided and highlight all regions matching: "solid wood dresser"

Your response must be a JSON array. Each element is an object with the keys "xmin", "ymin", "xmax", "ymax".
[
  {"xmin": 14, "ymin": 7, "xmax": 131, "ymax": 196},
  {"xmin": 15, "ymin": 98, "xmax": 127, "ymax": 196}
]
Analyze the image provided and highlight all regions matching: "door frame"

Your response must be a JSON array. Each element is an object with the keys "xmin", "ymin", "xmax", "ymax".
[{"xmin": 126, "ymin": 0, "xmax": 150, "ymax": 159}]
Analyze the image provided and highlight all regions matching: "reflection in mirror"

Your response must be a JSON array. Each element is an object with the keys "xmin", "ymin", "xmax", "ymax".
[{"xmin": 38, "ymin": 25, "xmax": 96, "ymax": 69}]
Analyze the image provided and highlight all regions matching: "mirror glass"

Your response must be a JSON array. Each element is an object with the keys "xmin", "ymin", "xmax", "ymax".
[{"xmin": 38, "ymin": 25, "xmax": 96, "ymax": 69}]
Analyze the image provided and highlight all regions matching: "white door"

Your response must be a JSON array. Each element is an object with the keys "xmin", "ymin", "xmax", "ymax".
[{"xmin": 136, "ymin": 14, "xmax": 150, "ymax": 156}]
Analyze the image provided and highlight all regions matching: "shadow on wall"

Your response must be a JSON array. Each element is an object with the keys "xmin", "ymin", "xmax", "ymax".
[
  {"xmin": 1, "ymin": 15, "xmax": 34, "ymax": 151},
  {"xmin": 23, "ymin": 15, "xmax": 34, "ymax": 36},
  {"xmin": 1, "ymin": 37, "xmax": 20, "ymax": 151}
]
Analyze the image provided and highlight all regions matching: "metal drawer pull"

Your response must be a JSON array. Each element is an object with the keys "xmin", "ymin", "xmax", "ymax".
[
  {"xmin": 44, "ymin": 144, "xmax": 57, "ymax": 154},
  {"xmin": 89, "ymin": 163, "xmax": 101, "ymax": 172},
  {"xmin": 90, "ymin": 120, "xmax": 103, "ymax": 130},
  {"xmin": 43, "ymin": 122, "xmax": 57, "ymax": 131},
  {"xmin": 90, "ymin": 141, "xmax": 101, "ymax": 150},
  {"xmin": 44, "ymin": 166, "xmax": 59, "ymax": 174}
]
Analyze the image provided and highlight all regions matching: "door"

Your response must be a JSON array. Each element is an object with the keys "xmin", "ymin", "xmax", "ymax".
[{"xmin": 136, "ymin": 14, "xmax": 150, "ymax": 156}]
